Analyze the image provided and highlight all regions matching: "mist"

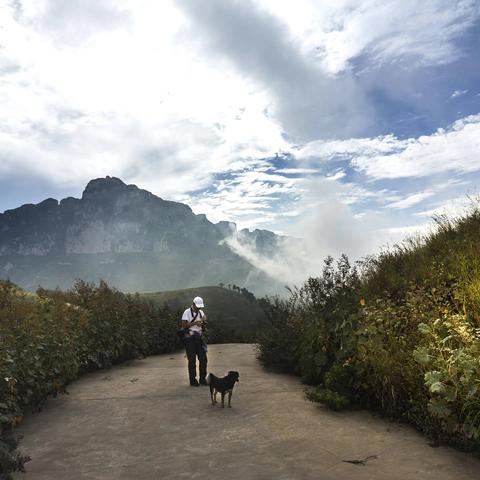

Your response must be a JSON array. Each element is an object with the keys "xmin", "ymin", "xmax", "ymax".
[{"xmin": 225, "ymin": 178, "xmax": 432, "ymax": 290}]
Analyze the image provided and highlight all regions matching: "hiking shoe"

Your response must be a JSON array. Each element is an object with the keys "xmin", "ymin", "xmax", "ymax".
[{"xmin": 190, "ymin": 380, "xmax": 199, "ymax": 386}]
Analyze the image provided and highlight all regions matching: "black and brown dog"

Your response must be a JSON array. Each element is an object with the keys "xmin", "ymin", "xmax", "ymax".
[{"xmin": 206, "ymin": 371, "xmax": 240, "ymax": 408}]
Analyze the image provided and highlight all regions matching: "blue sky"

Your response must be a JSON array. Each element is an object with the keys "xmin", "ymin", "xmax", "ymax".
[{"xmin": 1, "ymin": 0, "xmax": 480, "ymax": 263}]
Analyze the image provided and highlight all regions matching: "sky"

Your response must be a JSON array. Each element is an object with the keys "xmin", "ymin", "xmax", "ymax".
[{"xmin": 1, "ymin": 0, "xmax": 480, "ymax": 266}]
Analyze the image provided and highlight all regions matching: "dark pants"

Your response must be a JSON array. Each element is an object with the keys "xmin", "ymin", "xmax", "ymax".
[{"xmin": 184, "ymin": 334, "xmax": 207, "ymax": 383}]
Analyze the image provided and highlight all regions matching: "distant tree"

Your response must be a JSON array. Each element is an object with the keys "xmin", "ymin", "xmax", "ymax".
[{"xmin": 240, "ymin": 287, "xmax": 256, "ymax": 302}]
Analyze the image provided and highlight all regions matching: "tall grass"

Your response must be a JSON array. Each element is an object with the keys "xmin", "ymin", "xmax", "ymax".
[{"xmin": 258, "ymin": 205, "xmax": 480, "ymax": 451}]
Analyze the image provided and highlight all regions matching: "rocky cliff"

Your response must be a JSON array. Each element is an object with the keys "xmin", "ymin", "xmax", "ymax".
[{"xmin": 0, "ymin": 177, "xmax": 285, "ymax": 294}]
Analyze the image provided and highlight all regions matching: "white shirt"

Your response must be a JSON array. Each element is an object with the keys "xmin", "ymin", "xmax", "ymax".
[{"xmin": 182, "ymin": 308, "xmax": 205, "ymax": 335}]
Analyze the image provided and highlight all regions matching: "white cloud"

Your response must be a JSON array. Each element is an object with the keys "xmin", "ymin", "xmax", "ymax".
[
  {"xmin": 184, "ymin": 168, "xmax": 302, "ymax": 229},
  {"xmin": 352, "ymin": 115, "xmax": 480, "ymax": 179},
  {"xmin": 258, "ymin": 0, "xmax": 480, "ymax": 74},
  {"xmin": 224, "ymin": 232, "xmax": 310, "ymax": 287},
  {"xmin": 2, "ymin": 0, "xmax": 478, "ymax": 200},
  {"xmin": 20, "ymin": 0, "xmax": 132, "ymax": 45},
  {"xmin": 375, "ymin": 223, "xmax": 433, "ymax": 248},
  {"xmin": 295, "ymin": 135, "xmax": 404, "ymax": 161},
  {"xmin": 382, "ymin": 179, "xmax": 471, "ymax": 211},
  {"xmin": 451, "ymin": 89, "xmax": 468, "ymax": 99},
  {"xmin": 0, "ymin": 0, "xmax": 290, "ymax": 199},
  {"xmin": 326, "ymin": 170, "xmax": 347, "ymax": 181},
  {"xmin": 386, "ymin": 191, "xmax": 435, "ymax": 210},
  {"xmin": 414, "ymin": 195, "xmax": 479, "ymax": 219},
  {"xmin": 1, "ymin": 0, "xmax": 479, "ymax": 275},
  {"xmin": 226, "ymin": 176, "xmax": 426, "ymax": 285},
  {"xmin": 175, "ymin": 0, "xmax": 373, "ymax": 141},
  {"xmin": 275, "ymin": 168, "xmax": 317, "ymax": 174},
  {"xmin": 294, "ymin": 115, "xmax": 480, "ymax": 180}
]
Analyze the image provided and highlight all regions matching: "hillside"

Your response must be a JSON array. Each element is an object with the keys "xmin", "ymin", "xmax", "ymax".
[
  {"xmin": 0, "ymin": 176, "xmax": 288, "ymax": 295},
  {"xmin": 258, "ymin": 206, "xmax": 480, "ymax": 450},
  {"xmin": 141, "ymin": 285, "xmax": 267, "ymax": 342}
]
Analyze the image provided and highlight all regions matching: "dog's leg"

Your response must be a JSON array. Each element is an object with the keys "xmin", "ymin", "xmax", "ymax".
[
  {"xmin": 228, "ymin": 390, "xmax": 232, "ymax": 408},
  {"xmin": 210, "ymin": 386, "xmax": 215, "ymax": 406},
  {"xmin": 213, "ymin": 390, "xmax": 217, "ymax": 404},
  {"xmin": 221, "ymin": 392, "xmax": 225, "ymax": 408}
]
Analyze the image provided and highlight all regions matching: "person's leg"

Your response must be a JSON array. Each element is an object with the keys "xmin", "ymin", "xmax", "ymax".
[
  {"xmin": 196, "ymin": 337, "xmax": 208, "ymax": 384},
  {"xmin": 184, "ymin": 336, "xmax": 198, "ymax": 385}
]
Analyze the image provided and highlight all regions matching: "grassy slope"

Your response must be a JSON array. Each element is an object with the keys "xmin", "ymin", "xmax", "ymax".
[
  {"xmin": 258, "ymin": 205, "xmax": 480, "ymax": 450},
  {"xmin": 141, "ymin": 286, "xmax": 266, "ymax": 342}
]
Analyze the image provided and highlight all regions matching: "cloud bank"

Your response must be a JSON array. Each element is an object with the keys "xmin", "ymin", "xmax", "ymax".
[
  {"xmin": 176, "ymin": 0, "xmax": 373, "ymax": 142},
  {"xmin": 1, "ymin": 0, "xmax": 480, "ymax": 285}
]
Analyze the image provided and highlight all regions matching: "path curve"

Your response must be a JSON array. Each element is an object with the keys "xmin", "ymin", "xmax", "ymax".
[{"xmin": 13, "ymin": 344, "xmax": 480, "ymax": 480}]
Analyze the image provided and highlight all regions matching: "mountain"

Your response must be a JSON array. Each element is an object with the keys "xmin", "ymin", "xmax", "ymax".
[{"xmin": 0, "ymin": 176, "xmax": 287, "ymax": 294}]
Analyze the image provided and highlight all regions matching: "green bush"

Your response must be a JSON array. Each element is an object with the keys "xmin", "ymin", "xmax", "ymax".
[
  {"xmin": 258, "ymin": 206, "xmax": 480, "ymax": 452},
  {"xmin": 414, "ymin": 314, "xmax": 480, "ymax": 443},
  {"xmin": 256, "ymin": 296, "xmax": 300, "ymax": 373},
  {"xmin": 305, "ymin": 387, "xmax": 350, "ymax": 411},
  {"xmin": 0, "ymin": 279, "xmax": 178, "ymax": 478}
]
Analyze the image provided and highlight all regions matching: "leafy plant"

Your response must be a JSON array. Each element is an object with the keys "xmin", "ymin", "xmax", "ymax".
[
  {"xmin": 0, "ymin": 279, "xmax": 178, "ymax": 477},
  {"xmin": 305, "ymin": 387, "xmax": 350, "ymax": 411},
  {"xmin": 258, "ymin": 204, "xmax": 480, "ymax": 451}
]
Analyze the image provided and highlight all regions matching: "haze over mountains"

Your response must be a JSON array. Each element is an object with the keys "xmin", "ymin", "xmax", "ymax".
[{"xmin": 0, "ymin": 177, "xmax": 289, "ymax": 294}]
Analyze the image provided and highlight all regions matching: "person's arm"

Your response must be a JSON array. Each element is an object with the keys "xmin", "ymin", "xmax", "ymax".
[
  {"xmin": 181, "ymin": 309, "xmax": 202, "ymax": 329},
  {"xmin": 181, "ymin": 319, "xmax": 202, "ymax": 328}
]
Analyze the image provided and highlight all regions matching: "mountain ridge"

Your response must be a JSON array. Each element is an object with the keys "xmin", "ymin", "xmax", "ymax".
[{"xmin": 0, "ymin": 176, "xmax": 286, "ymax": 294}]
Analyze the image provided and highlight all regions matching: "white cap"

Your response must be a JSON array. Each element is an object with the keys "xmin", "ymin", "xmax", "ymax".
[{"xmin": 193, "ymin": 296, "xmax": 204, "ymax": 308}]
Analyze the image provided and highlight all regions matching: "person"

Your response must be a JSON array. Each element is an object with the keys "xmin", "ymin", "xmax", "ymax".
[{"xmin": 181, "ymin": 296, "xmax": 208, "ymax": 386}]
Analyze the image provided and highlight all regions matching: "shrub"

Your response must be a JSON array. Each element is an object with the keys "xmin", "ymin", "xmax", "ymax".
[
  {"xmin": 256, "ymin": 296, "xmax": 300, "ymax": 373},
  {"xmin": 0, "ymin": 279, "xmax": 178, "ymax": 478},
  {"xmin": 305, "ymin": 387, "xmax": 350, "ymax": 411},
  {"xmin": 257, "ymin": 205, "xmax": 480, "ymax": 451}
]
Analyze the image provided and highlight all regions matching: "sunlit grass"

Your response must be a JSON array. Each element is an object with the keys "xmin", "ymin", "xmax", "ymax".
[{"xmin": 258, "ymin": 200, "xmax": 480, "ymax": 451}]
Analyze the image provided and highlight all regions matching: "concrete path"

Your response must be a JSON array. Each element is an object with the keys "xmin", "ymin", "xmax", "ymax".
[{"xmin": 13, "ymin": 344, "xmax": 480, "ymax": 480}]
